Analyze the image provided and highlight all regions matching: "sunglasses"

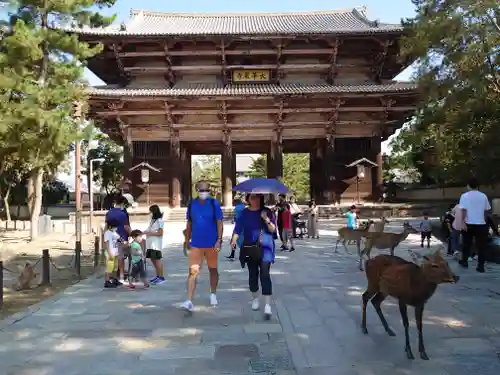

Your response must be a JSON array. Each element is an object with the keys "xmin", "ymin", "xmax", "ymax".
[{"xmin": 197, "ymin": 189, "xmax": 210, "ymax": 193}]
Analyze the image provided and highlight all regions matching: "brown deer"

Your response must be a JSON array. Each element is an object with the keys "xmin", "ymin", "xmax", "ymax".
[
  {"xmin": 361, "ymin": 250, "xmax": 459, "ymax": 360},
  {"xmin": 16, "ymin": 263, "xmax": 37, "ymax": 291},
  {"xmin": 347, "ymin": 217, "xmax": 389, "ymax": 245},
  {"xmin": 358, "ymin": 222, "xmax": 416, "ymax": 270},
  {"xmin": 335, "ymin": 220, "xmax": 374, "ymax": 255}
]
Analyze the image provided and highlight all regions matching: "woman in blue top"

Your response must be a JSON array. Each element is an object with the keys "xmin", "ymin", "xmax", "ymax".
[{"xmin": 231, "ymin": 193, "xmax": 277, "ymax": 319}]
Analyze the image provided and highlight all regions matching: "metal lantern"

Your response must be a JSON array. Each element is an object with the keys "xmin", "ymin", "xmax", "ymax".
[
  {"xmin": 357, "ymin": 165, "xmax": 365, "ymax": 179},
  {"xmin": 141, "ymin": 168, "xmax": 150, "ymax": 183}
]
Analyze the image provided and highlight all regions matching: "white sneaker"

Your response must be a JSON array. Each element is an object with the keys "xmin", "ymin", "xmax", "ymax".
[
  {"xmin": 251, "ymin": 298, "xmax": 260, "ymax": 311},
  {"xmin": 183, "ymin": 300, "xmax": 194, "ymax": 312},
  {"xmin": 210, "ymin": 293, "xmax": 218, "ymax": 307},
  {"xmin": 264, "ymin": 304, "xmax": 272, "ymax": 318}
]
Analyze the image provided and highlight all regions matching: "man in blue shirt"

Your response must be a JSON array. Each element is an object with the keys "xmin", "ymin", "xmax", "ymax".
[
  {"xmin": 183, "ymin": 181, "xmax": 224, "ymax": 312},
  {"xmin": 105, "ymin": 193, "xmax": 134, "ymax": 282}
]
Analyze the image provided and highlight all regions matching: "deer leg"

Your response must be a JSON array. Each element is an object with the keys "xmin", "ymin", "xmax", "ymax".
[
  {"xmin": 334, "ymin": 238, "xmax": 340, "ymax": 253},
  {"xmin": 361, "ymin": 289, "xmax": 376, "ymax": 334},
  {"xmin": 371, "ymin": 292, "xmax": 396, "ymax": 336},
  {"xmin": 358, "ymin": 242, "xmax": 365, "ymax": 271},
  {"xmin": 399, "ymin": 301, "xmax": 414, "ymax": 360},
  {"xmin": 415, "ymin": 305, "xmax": 429, "ymax": 360},
  {"xmin": 390, "ymin": 246, "xmax": 395, "ymax": 256},
  {"xmin": 342, "ymin": 239, "xmax": 352, "ymax": 255}
]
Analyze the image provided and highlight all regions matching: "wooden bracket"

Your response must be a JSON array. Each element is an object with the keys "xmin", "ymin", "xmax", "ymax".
[
  {"xmin": 327, "ymin": 38, "xmax": 340, "ymax": 84},
  {"xmin": 220, "ymin": 40, "xmax": 229, "ymax": 86},
  {"xmin": 110, "ymin": 44, "xmax": 129, "ymax": 83},
  {"xmin": 275, "ymin": 98, "xmax": 285, "ymax": 124},
  {"xmin": 163, "ymin": 42, "xmax": 175, "ymax": 87},
  {"xmin": 372, "ymin": 40, "xmax": 393, "ymax": 82},
  {"xmin": 325, "ymin": 98, "xmax": 344, "ymax": 148},
  {"xmin": 107, "ymin": 100, "xmax": 124, "ymax": 112}
]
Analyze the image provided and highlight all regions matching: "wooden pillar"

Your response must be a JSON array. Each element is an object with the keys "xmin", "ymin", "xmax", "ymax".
[
  {"xmin": 371, "ymin": 137, "xmax": 383, "ymax": 201},
  {"xmin": 170, "ymin": 132, "xmax": 181, "ymax": 208},
  {"xmin": 267, "ymin": 129, "xmax": 283, "ymax": 180},
  {"xmin": 180, "ymin": 147, "xmax": 191, "ymax": 206},
  {"xmin": 221, "ymin": 131, "xmax": 233, "ymax": 207},
  {"xmin": 310, "ymin": 139, "xmax": 326, "ymax": 204}
]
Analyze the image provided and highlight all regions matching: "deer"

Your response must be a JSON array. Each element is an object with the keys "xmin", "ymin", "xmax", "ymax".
[
  {"xmin": 335, "ymin": 220, "xmax": 374, "ymax": 255},
  {"xmin": 347, "ymin": 217, "xmax": 389, "ymax": 245},
  {"xmin": 16, "ymin": 263, "xmax": 37, "ymax": 291},
  {"xmin": 361, "ymin": 249, "xmax": 459, "ymax": 360},
  {"xmin": 357, "ymin": 222, "xmax": 416, "ymax": 270}
]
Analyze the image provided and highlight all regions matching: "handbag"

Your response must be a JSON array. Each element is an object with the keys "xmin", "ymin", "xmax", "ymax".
[{"xmin": 240, "ymin": 224, "xmax": 264, "ymax": 263}]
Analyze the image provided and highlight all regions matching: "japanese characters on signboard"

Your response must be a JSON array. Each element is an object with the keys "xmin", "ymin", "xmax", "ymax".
[{"xmin": 232, "ymin": 69, "xmax": 270, "ymax": 83}]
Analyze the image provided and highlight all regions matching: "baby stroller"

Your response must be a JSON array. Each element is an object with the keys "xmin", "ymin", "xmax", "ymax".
[{"xmin": 294, "ymin": 213, "xmax": 308, "ymax": 239}]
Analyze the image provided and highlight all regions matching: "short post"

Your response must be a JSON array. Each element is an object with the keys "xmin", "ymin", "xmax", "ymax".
[
  {"xmin": 41, "ymin": 249, "xmax": 51, "ymax": 285},
  {"xmin": 94, "ymin": 234, "xmax": 100, "ymax": 268},
  {"xmin": 0, "ymin": 261, "xmax": 4, "ymax": 309},
  {"xmin": 75, "ymin": 244, "xmax": 81, "ymax": 277}
]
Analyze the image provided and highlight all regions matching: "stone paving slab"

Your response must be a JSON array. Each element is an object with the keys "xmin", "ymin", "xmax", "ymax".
[{"xmin": 1, "ymin": 221, "xmax": 500, "ymax": 375}]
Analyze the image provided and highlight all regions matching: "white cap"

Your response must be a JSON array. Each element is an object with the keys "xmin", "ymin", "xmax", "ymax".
[{"xmin": 122, "ymin": 193, "xmax": 137, "ymax": 207}]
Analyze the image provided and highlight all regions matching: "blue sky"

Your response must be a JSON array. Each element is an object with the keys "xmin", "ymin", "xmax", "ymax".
[{"xmin": 85, "ymin": 0, "xmax": 417, "ymax": 85}]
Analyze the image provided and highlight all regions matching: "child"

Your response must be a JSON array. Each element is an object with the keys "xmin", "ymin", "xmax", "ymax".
[
  {"xmin": 103, "ymin": 220, "xmax": 121, "ymax": 288},
  {"xmin": 128, "ymin": 229, "xmax": 149, "ymax": 289},
  {"xmin": 281, "ymin": 204, "xmax": 295, "ymax": 252},
  {"xmin": 346, "ymin": 205, "xmax": 357, "ymax": 229},
  {"xmin": 419, "ymin": 212, "xmax": 432, "ymax": 248}
]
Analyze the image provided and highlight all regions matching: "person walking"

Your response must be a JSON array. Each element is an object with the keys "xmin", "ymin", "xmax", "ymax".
[
  {"xmin": 458, "ymin": 178, "xmax": 491, "ymax": 273},
  {"xmin": 289, "ymin": 196, "xmax": 302, "ymax": 238},
  {"xmin": 231, "ymin": 193, "xmax": 277, "ymax": 319},
  {"xmin": 144, "ymin": 204, "xmax": 165, "ymax": 284},
  {"xmin": 105, "ymin": 193, "xmax": 135, "ymax": 282},
  {"xmin": 183, "ymin": 181, "xmax": 224, "ymax": 312},
  {"xmin": 226, "ymin": 197, "xmax": 246, "ymax": 260},
  {"xmin": 275, "ymin": 194, "xmax": 287, "ymax": 247},
  {"xmin": 307, "ymin": 199, "xmax": 319, "ymax": 239}
]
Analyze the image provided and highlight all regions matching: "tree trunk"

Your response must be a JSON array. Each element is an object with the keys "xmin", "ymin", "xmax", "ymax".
[
  {"xmin": 27, "ymin": 168, "xmax": 44, "ymax": 240},
  {"xmin": 2, "ymin": 185, "xmax": 12, "ymax": 222}
]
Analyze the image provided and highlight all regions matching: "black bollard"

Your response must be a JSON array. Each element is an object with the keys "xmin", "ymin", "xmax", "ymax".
[
  {"xmin": 75, "ymin": 243, "xmax": 81, "ymax": 278},
  {"xmin": 94, "ymin": 235, "xmax": 100, "ymax": 268},
  {"xmin": 41, "ymin": 249, "xmax": 51, "ymax": 285},
  {"xmin": 0, "ymin": 261, "xmax": 4, "ymax": 309}
]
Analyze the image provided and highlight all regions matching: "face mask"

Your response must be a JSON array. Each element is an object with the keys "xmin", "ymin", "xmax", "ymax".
[{"xmin": 199, "ymin": 192, "xmax": 210, "ymax": 200}]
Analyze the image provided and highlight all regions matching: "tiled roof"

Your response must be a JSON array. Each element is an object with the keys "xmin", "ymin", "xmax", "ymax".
[
  {"xmin": 76, "ymin": 7, "xmax": 403, "ymax": 36},
  {"xmin": 87, "ymin": 82, "xmax": 417, "ymax": 97}
]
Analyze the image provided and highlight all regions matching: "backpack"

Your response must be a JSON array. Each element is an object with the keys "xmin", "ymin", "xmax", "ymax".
[{"xmin": 187, "ymin": 198, "xmax": 217, "ymax": 223}]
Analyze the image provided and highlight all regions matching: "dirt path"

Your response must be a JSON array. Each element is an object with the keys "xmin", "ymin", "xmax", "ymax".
[{"xmin": 0, "ymin": 230, "xmax": 99, "ymax": 319}]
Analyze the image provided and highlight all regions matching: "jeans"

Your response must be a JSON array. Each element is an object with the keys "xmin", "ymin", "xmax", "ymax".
[
  {"xmin": 451, "ymin": 229, "xmax": 461, "ymax": 253},
  {"xmin": 247, "ymin": 260, "xmax": 272, "ymax": 296},
  {"xmin": 462, "ymin": 224, "xmax": 488, "ymax": 266}
]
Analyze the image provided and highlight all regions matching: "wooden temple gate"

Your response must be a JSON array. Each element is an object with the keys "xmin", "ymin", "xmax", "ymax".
[{"xmin": 79, "ymin": 7, "xmax": 419, "ymax": 207}]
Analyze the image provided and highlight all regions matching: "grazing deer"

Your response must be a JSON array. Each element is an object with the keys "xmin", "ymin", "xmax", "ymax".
[
  {"xmin": 357, "ymin": 222, "xmax": 416, "ymax": 270},
  {"xmin": 361, "ymin": 250, "xmax": 459, "ymax": 360},
  {"xmin": 16, "ymin": 263, "xmax": 37, "ymax": 291},
  {"xmin": 335, "ymin": 220, "xmax": 374, "ymax": 255}
]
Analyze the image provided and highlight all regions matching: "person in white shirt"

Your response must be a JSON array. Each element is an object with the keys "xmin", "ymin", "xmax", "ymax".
[
  {"xmin": 458, "ymin": 178, "xmax": 491, "ymax": 273},
  {"xmin": 289, "ymin": 196, "xmax": 302, "ymax": 238},
  {"xmin": 144, "ymin": 205, "xmax": 165, "ymax": 284},
  {"xmin": 103, "ymin": 220, "xmax": 121, "ymax": 288}
]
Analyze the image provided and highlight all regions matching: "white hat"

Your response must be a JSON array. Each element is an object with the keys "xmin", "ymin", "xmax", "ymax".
[{"xmin": 122, "ymin": 193, "xmax": 137, "ymax": 207}]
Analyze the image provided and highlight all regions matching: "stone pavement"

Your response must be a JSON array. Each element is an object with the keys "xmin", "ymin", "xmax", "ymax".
[{"xmin": 1, "ymin": 220, "xmax": 500, "ymax": 375}]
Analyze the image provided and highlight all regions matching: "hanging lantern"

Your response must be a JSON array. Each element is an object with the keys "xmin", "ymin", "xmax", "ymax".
[
  {"xmin": 141, "ymin": 168, "xmax": 150, "ymax": 183},
  {"xmin": 357, "ymin": 165, "xmax": 365, "ymax": 178}
]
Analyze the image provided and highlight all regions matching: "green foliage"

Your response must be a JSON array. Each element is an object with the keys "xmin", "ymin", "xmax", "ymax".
[
  {"xmin": 0, "ymin": 0, "xmax": 115, "ymax": 236},
  {"xmin": 191, "ymin": 155, "xmax": 222, "ymax": 196},
  {"xmin": 247, "ymin": 154, "xmax": 310, "ymax": 202},
  {"xmin": 86, "ymin": 133, "xmax": 123, "ymax": 194},
  {"xmin": 42, "ymin": 179, "xmax": 69, "ymax": 206},
  {"xmin": 394, "ymin": 0, "xmax": 500, "ymax": 186}
]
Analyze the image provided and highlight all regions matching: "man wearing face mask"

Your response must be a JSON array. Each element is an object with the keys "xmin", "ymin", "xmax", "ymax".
[
  {"xmin": 183, "ymin": 181, "xmax": 224, "ymax": 312},
  {"xmin": 105, "ymin": 193, "xmax": 135, "ymax": 282}
]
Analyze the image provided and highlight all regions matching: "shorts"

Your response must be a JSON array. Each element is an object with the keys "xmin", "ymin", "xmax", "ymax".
[
  {"xmin": 118, "ymin": 243, "xmax": 131, "ymax": 260},
  {"xmin": 106, "ymin": 256, "xmax": 118, "ymax": 273},
  {"xmin": 146, "ymin": 249, "xmax": 162, "ymax": 260},
  {"xmin": 421, "ymin": 231, "xmax": 432, "ymax": 240},
  {"xmin": 189, "ymin": 247, "xmax": 218, "ymax": 268},
  {"xmin": 130, "ymin": 259, "xmax": 146, "ymax": 279}
]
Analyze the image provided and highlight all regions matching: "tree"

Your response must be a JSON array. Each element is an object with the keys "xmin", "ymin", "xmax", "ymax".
[
  {"xmin": 395, "ymin": 0, "xmax": 500, "ymax": 186},
  {"xmin": 247, "ymin": 154, "xmax": 310, "ymax": 202},
  {"xmin": 86, "ymin": 133, "xmax": 123, "ymax": 194},
  {"xmin": 0, "ymin": 0, "xmax": 115, "ymax": 239},
  {"xmin": 191, "ymin": 156, "xmax": 221, "ymax": 196}
]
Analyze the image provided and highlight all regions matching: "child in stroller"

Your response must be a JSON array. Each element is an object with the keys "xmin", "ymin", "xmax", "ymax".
[{"xmin": 294, "ymin": 213, "xmax": 308, "ymax": 238}]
